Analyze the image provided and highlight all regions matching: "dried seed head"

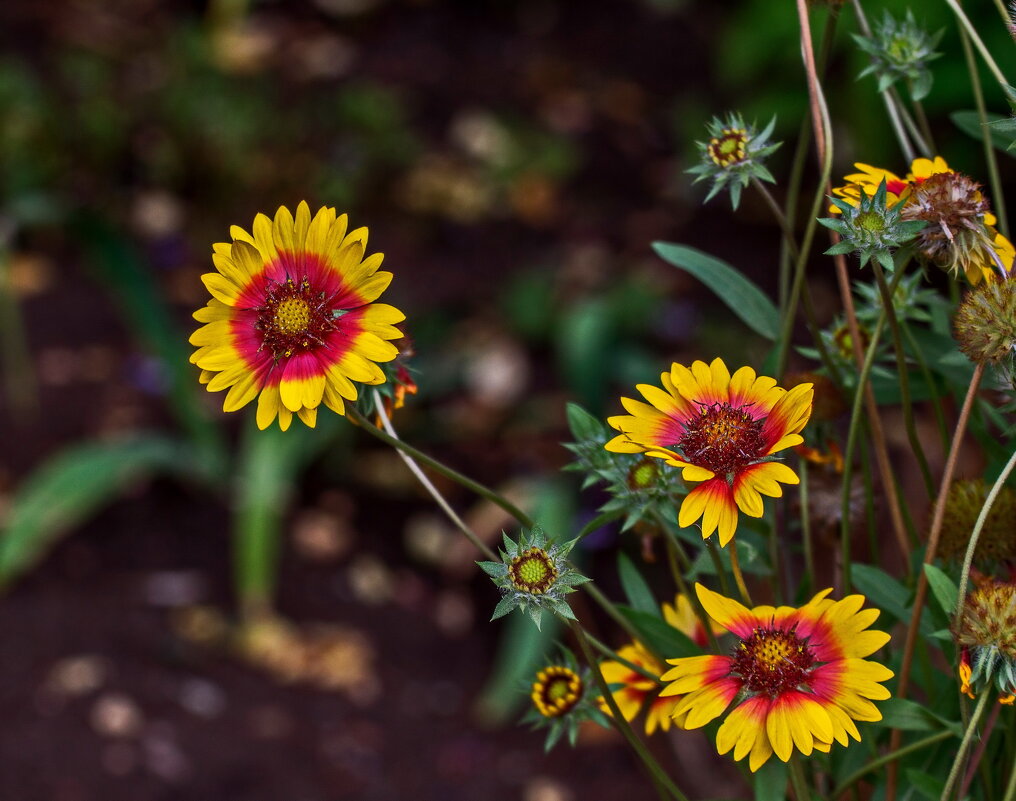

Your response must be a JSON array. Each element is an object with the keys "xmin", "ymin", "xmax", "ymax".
[
  {"xmin": 955, "ymin": 578, "xmax": 1016, "ymax": 658},
  {"xmin": 937, "ymin": 479, "xmax": 1016, "ymax": 564},
  {"xmin": 901, "ymin": 172, "xmax": 1002, "ymax": 283},
  {"xmin": 954, "ymin": 279, "xmax": 1016, "ymax": 364}
]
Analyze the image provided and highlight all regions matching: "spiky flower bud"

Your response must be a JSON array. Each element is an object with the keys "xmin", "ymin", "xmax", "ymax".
[
  {"xmin": 936, "ymin": 479, "xmax": 1016, "ymax": 565},
  {"xmin": 854, "ymin": 10, "xmax": 943, "ymax": 101},
  {"xmin": 821, "ymin": 179, "xmax": 926, "ymax": 270},
  {"xmin": 954, "ymin": 278, "xmax": 1016, "ymax": 364},
  {"xmin": 687, "ymin": 113, "xmax": 781, "ymax": 210},
  {"xmin": 901, "ymin": 172, "xmax": 1009, "ymax": 284},
  {"xmin": 954, "ymin": 577, "xmax": 1016, "ymax": 703},
  {"xmin": 520, "ymin": 649, "xmax": 609, "ymax": 750},
  {"xmin": 479, "ymin": 526, "xmax": 590, "ymax": 630}
]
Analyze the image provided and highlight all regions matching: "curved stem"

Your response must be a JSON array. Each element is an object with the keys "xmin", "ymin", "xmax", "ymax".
[
  {"xmin": 728, "ymin": 540, "xmax": 752, "ymax": 606},
  {"xmin": 571, "ymin": 621, "xmax": 689, "ymax": 801},
  {"xmin": 871, "ymin": 261, "xmax": 934, "ymax": 499},
  {"xmin": 959, "ymin": 698, "xmax": 1002, "ymax": 801},
  {"xmin": 959, "ymin": 17, "xmax": 1009, "ymax": 238},
  {"xmin": 900, "ymin": 320, "xmax": 951, "ymax": 453},
  {"xmin": 349, "ymin": 407, "xmax": 535, "ymax": 530},
  {"xmin": 953, "ymin": 446, "xmax": 1016, "ymax": 630},
  {"xmin": 888, "ymin": 362, "xmax": 986, "ymax": 801},
  {"xmin": 585, "ymin": 631, "xmax": 661, "ymax": 683},
  {"xmin": 943, "ymin": 0, "xmax": 1013, "ymax": 100},
  {"xmin": 940, "ymin": 690, "xmax": 992, "ymax": 801},
  {"xmin": 372, "ymin": 395, "xmax": 497, "ymax": 561},
  {"xmin": 1004, "ymin": 748, "xmax": 1016, "ymax": 801},
  {"xmin": 581, "ymin": 580, "xmax": 663, "ymax": 663},
  {"xmin": 830, "ymin": 729, "xmax": 954, "ymax": 797},
  {"xmin": 789, "ymin": 754, "xmax": 811, "ymax": 801}
]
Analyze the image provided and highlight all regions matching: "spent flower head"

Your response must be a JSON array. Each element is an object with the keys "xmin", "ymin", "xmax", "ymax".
[
  {"xmin": 855, "ymin": 10, "xmax": 943, "ymax": 101},
  {"xmin": 687, "ymin": 113, "xmax": 781, "ymax": 210},
  {"xmin": 479, "ymin": 526, "xmax": 590, "ymax": 630},
  {"xmin": 521, "ymin": 649, "xmax": 610, "ymax": 750},
  {"xmin": 821, "ymin": 179, "xmax": 927, "ymax": 270},
  {"xmin": 954, "ymin": 577, "xmax": 1016, "ymax": 704}
]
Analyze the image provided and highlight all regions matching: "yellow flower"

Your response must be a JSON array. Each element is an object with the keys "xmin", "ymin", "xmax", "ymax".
[
  {"xmin": 190, "ymin": 202, "xmax": 405, "ymax": 430},
  {"xmin": 661, "ymin": 584, "xmax": 893, "ymax": 771},
  {"xmin": 606, "ymin": 358, "xmax": 813, "ymax": 546}
]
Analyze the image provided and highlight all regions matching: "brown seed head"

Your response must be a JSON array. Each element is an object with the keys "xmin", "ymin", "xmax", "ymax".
[
  {"xmin": 954, "ymin": 577, "xmax": 1016, "ymax": 659},
  {"xmin": 954, "ymin": 278, "xmax": 1016, "ymax": 364}
]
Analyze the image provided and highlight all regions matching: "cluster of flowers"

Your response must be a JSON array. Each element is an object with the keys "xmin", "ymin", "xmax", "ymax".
[{"xmin": 189, "ymin": 194, "xmax": 1016, "ymax": 775}]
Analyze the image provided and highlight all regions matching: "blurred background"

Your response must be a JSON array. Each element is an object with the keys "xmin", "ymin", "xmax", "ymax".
[{"xmin": 0, "ymin": 0, "xmax": 1012, "ymax": 798}]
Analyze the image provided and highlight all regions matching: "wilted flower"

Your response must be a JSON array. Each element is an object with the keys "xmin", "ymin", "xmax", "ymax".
[
  {"xmin": 606, "ymin": 359, "xmax": 813, "ymax": 546},
  {"xmin": 479, "ymin": 527, "xmax": 589, "ymax": 629},
  {"xmin": 661, "ymin": 584, "xmax": 893, "ymax": 771},
  {"xmin": 954, "ymin": 278, "xmax": 1016, "ymax": 365},
  {"xmin": 190, "ymin": 202, "xmax": 405, "ymax": 429},
  {"xmin": 954, "ymin": 577, "xmax": 1016, "ymax": 704},
  {"xmin": 687, "ymin": 113, "xmax": 781, "ymax": 210},
  {"xmin": 854, "ymin": 10, "xmax": 943, "ymax": 101},
  {"xmin": 821, "ymin": 179, "xmax": 926, "ymax": 270}
]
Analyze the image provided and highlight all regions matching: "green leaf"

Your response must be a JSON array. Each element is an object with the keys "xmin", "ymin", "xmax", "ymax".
[
  {"xmin": 0, "ymin": 436, "xmax": 193, "ymax": 588},
  {"xmin": 653, "ymin": 242, "xmax": 779, "ymax": 340},
  {"xmin": 616, "ymin": 606, "xmax": 700, "ymax": 659},
  {"xmin": 923, "ymin": 563, "xmax": 959, "ymax": 617},
  {"xmin": 74, "ymin": 215, "xmax": 228, "ymax": 474},
  {"xmin": 753, "ymin": 757, "xmax": 788, "ymax": 801},
  {"xmin": 873, "ymin": 698, "xmax": 960, "ymax": 735},
  {"xmin": 951, "ymin": 110, "xmax": 1016, "ymax": 158},
  {"xmin": 617, "ymin": 551, "xmax": 658, "ymax": 616},
  {"xmin": 905, "ymin": 769, "xmax": 944, "ymax": 801},
  {"xmin": 850, "ymin": 564, "xmax": 909, "ymax": 623},
  {"xmin": 565, "ymin": 402, "xmax": 606, "ymax": 442}
]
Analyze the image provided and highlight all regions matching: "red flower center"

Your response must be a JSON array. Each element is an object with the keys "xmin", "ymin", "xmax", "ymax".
[
  {"xmin": 732, "ymin": 626, "xmax": 815, "ymax": 697},
  {"xmin": 533, "ymin": 667, "xmax": 583, "ymax": 718},
  {"xmin": 708, "ymin": 129, "xmax": 748, "ymax": 168},
  {"xmin": 678, "ymin": 402, "xmax": 766, "ymax": 475},
  {"xmin": 255, "ymin": 277, "xmax": 337, "ymax": 360}
]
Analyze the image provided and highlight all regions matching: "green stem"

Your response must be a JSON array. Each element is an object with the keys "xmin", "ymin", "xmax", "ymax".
[
  {"xmin": 887, "ymin": 85, "xmax": 931, "ymax": 155},
  {"xmin": 944, "ymin": 0, "xmax": 1013, "ymax": 100},
  {"xmin": 900, "ymin": 320, "xmax": 951, "ymax": 453},
  {"xmin": 1003, "ymin": 748, "xmax": 1016, "ymax": 801},
  {"xmin": 871, "ymin": 261, "xmax": 935, "ymax": 500},
  {"xmin": 830, "ymin": 730, "xmax": 954, "ymax": 797},
  {"xmin": 706, "ymin": 538, "xmax": 733, "ymax": 598},
  {"xmin": 961, "ymin": 22, "xmax": 1009, "ymax": 238},
  {"xmin": 789, "ymin": 755, "xmax": 812, "ymax": 801},
  {"xmin": 799, "ymin": 459, "xmax": 814, "ymax": 595},
  {"xmin": 911, "ymin": 96, "xmax": 937, "ymax": 154},
  {"xmin": 348, "ymin": 407, "xmax": 534, "ymax": 530},
  {"xmin": 839, "ymin": 268, "xmax": 903, "ymax": 589},
  {"xmin": 953, "ymin": 447, "xmax": 1016, "ymax": 631},
  {"xmin": 940, "ymin": 690, "xmax": 992, "ymax": 801},
  {"xmin": 585, "ymin": 631, "xmax": 661, "ymax": 683},
  {"xmin": 582, "ymin": 580, "xmax": 665, "ymax": 664},
  {"xmin": 571, "ymin": 621, "xmax": 689, "ymax": 801},
  {"xmin": 728, "ymin": 539, "xmax": 752, "ymax": 606},
  {"xmin": 658, "ymin": 525, "xmax": 719, "ymax": 652}
]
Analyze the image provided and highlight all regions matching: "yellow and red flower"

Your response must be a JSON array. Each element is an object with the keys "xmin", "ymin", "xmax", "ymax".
[
  {"xmin": 190, "ymin": 202, "xmax": 405, "ymax": 430},
  {"xmin": 660, "ymin": 584, "xmax": 893, "ymax": 772},
  {"xmin": 833, "ymin": 156, "xmax": 1014, "ymax": 283},
  {"xmin": 605, "ymin": 359, "xmax": 813, "ymax": 546}
]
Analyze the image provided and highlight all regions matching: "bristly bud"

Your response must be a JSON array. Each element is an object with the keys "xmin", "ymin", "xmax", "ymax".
[
  {"xmin": 954, "ymin": 577, "xmax": 1016, "ymax": 703},
  {"xmin": 820, "ymin": 179, "xmax": 926, "ymax": 270},
  {"xmin": 563, "ymin": 403, "xmax": 684, "ymax": 533},
  {"xmin": 854, "ymin": 10, "xmax": 943, "ymax": 101},
  {"xmin": 901, "ymin": 171, "xmax": 1010, "ymax": 283},
  {"xmin": 520, "ymin": 649, "xmax": 611, "ymax": 750},
  {"xmin": 936, "ymin": 479, "xmax": 1016, "ymax": 565},
  {"xmin": 954, "ymin": 278, "xmax": 1016, "ymax": 365},
  {"xmin": 478, "ymin": 526, "xmax": 590, "ymax": 630},
  {"xmin": 687, "ymin": 113, "xmax": 782, "ymax": 210}
]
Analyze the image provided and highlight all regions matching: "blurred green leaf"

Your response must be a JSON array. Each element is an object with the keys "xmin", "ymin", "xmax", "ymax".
[
  {"xmin": 616, "ymin": 606, "xmax": 699, "ymax": 659},
  {"xmin": 923, "ymin": 563, "xmax": 959, "ymax": 617},
  {"xmin": 617, "ymin": 551, "xmax": 658, "ymax": 616},
  {"xmin": 0, "ymin": 436, "xmax": 194, "ymax": 589},
  {"xmin": 556, "ymin": 296, "xmax": 612, "ymax": 408},
  {"xmin": 753, "ymin": 756, "xmax": 788, "ymax": 801},
  {"xmin": 905, "ymin": 769, "xmax": 945, "ymax": 801},
  {"xmin": 653, "ymin": 242, "xmax": 779, "ymax": 340},
  {"xmin": 74, "ymin": 215, "xmax": 227, "ymax": 476},
  {"xmin": 951, "ymin": 110, "xmax": 1016, "ymax": 157},
  {"xmin": 874, "ymin": 698, "xmax": 960, "ymax": 734}
]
